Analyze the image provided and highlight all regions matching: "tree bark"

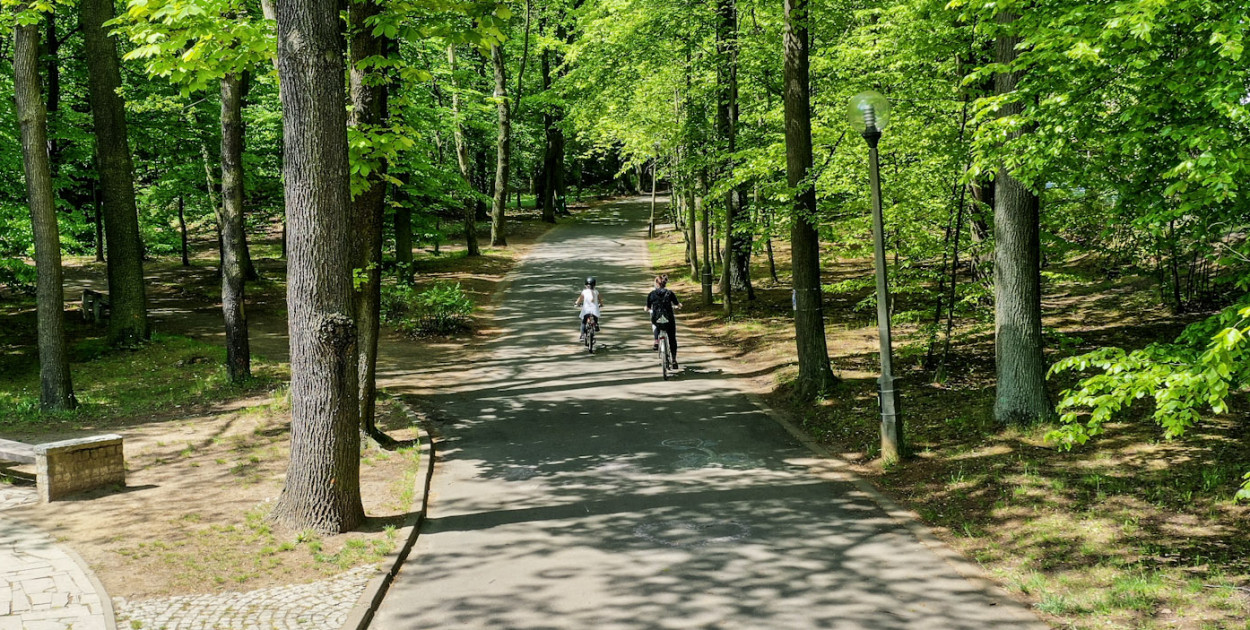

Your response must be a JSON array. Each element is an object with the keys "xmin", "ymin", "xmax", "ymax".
[
  {"xmin": 93, "ymin": 183, "xmax": 104, "ymax": 262},
  {"xmin": 686, "ymin": 168, "xmax": 698, "ymax": 278},
  {"xmin": 783, "ymin": 0, "xmax": 837, "ymax": 400},
  {"xmin": 349, "ymin": 0, "xmax": 390, "ymax": 440},
  {"xmin": 177, "ymin": 197, "xmax": 190, "ymax": 266},
  {"xmin": 699, "ymin": 169, "xmax": 713, "ymax": 306},
  {"xmin": 490, "ymin": 43, "xmax": 510, "ymax": 247},
  {"xmin": 649, "ymin": 160, "xmax": 658, "ymax": 237},
  {"xmin": 447, "ymin": 45, "xmax": 480, "ymax": 256},
  {"xmin": 395, "ymin": 199, "xmax": 412, "ymax": 279},
  {"xmin": 81, "ymin": 0, "xmax": 148, "ymax": 346},
  {"xmin": 15, "ymin": 10, "xmax": 75, "ymax": 411},
  {"xmin": 219, "ymin": 73, "xmax": 251, "ymax": 384},
  {"xmin": 992, "ymin": 13, "xmax": 1052, "ymax": 426},
  {"xmin": 43, "ymin": 11, "xmax": 59, "ymax": 169},
  {"xmin": 270, "ymin": 0, "xmax": 365, "ymax": 534}
]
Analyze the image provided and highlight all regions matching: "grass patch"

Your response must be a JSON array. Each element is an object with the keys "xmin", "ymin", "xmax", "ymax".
[{"xmin": 0, "ymin": 333, "xmax": 282, "ymax": 430}]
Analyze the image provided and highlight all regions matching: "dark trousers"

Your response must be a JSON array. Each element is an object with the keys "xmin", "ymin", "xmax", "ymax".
[{"xmin": 653, "ymin": 321, "xmax": 677, "ymax": 359}]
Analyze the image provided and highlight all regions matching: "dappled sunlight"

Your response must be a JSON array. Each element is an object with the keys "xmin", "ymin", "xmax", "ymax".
[{"xmin": 374, "ymin": 199, "xmax": 1041, "ymax": 629}]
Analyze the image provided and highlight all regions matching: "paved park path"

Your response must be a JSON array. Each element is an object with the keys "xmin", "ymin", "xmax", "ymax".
[{"xmin": 372, "ymin": 198, "xmax": 1047, "ymax": 629}]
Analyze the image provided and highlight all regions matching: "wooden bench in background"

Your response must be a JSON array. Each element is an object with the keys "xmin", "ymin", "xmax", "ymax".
[
  {"xmin": 81, "ymin": 289, "xmax": 110, "ymax": 324},
  {"xmin": 0, "ymin": 435, "xmax": 125, "ymax": 502}
]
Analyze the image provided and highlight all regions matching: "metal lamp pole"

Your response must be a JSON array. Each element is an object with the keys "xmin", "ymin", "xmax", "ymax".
[{"xmin": 851, "ymin": 92, "xmax": 902, "ymax": 464}]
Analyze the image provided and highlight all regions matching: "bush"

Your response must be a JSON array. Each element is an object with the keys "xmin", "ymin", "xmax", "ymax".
[{"xmin": 381, "ymin": 282, "xmax": 474, "ymax": 336}]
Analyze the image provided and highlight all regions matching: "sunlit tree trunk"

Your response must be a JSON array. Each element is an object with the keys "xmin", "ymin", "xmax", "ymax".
[
  {"xmin": 270, "ymin": 0, "xmax": 365, "ymax": 534},
  {"xmin": 490, "ymin": 43, "xmax": 510, "ymax": 247},
  {"xmin": 446, "ymin": 45, "xmax": 480, "ymax": 257},
  {"xmin": 783, "ymin": 0, "xmax": 837, "ymax": 400},
  {"xmin": 992, "ymin": 12, "xmax": 1052, "ymax": 426},
  {"xmin": 81, "ymin": 0, "xmax": 148, "ymax": 346},
  {"xmin": 219, "ymin": 72, "xmax": 251, "ymax": 384},
  {"xmin": 350, "ymin": 0, "xmax": 391, "ymax": 440},
  {"xmin": 15, "ymin": 9, "xmax": 75, "ymax": 411}
]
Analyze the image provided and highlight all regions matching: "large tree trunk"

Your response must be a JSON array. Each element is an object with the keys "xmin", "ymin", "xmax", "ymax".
[
  {"xmin": 992, "ymin": 13, "xmax": 1052, "ymax": 426},
  {"xmin": 15, "ymin": 11, "xmax": 75, "ymax": 412},
  {"xmin": 270, "ymin": 0, "xmax": 365, "ymax": 534},
  {"xmin": 783, "ymin": 0, "xmax": 837, "ymax": 401},
  {"xmin": 350, "ymin": 0, "xmax": 391, "ymax": 441},
  {"xmin": 219, "ymin": 73, "xmax": 251, "ymax": 384},
  {"xmin": 490, "ymin": 43, "xmax": 510, "ymax": 247},
  {"xmin": 81, "ymin": 0, "xmax": 148, "ymax": 346},
  {"xmin": 447, "ymin": 45, "xmax": 480, "ymax": 256}
]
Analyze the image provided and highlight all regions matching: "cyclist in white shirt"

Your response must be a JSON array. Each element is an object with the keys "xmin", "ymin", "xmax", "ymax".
[{"xmin": 574, "ymin": 276, "xmax": 603, "ymax": 341}]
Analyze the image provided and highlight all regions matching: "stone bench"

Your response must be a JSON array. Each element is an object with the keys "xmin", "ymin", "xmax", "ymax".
[
  {"xmin": 82, "ymin": 289, "xmax": 110, "ymax": 323},
  {"xmin": 0, "ymin": 435, "xmax": 125, "ymax": 502}
]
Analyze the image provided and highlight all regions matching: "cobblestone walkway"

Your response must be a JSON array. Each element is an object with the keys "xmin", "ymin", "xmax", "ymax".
[
  {"xmin": 113, "ymin": 565, "xmax": 376, "ymax": 630},
  {"xmin": 0, "ymin": 514, "xmax": 111, "ymax": 630},
  {"xmin": 0, "ymin": 485, "xmax": 37, "ymax": 512}
]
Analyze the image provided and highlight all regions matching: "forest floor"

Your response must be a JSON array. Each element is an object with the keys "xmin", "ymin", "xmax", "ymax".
[
  {"xmin": 647, "ymin": 220, "xmax": 1250, "ymax": 630},
  {"xmin": 0, "ymin": 203, "xmax": 566, "ymax": 600}
]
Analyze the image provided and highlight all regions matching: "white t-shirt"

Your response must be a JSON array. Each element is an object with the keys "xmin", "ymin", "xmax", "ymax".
[{"xmin": 579, "ymin": 288, "xmax": 601, "ymax": 318}]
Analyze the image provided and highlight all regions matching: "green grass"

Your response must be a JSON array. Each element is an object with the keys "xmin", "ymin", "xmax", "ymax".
[{"xmin": 0, "ymin": 333, "xmax": 280, "ymax": 429}]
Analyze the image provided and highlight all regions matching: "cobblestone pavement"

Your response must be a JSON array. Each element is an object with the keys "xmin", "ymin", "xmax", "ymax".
[
  {"xmin": 0, "ymin": 514, "xmax": 111, "ymax": 630},
  {"xmin": 0, "ymin": 485, "xmax": 38, "ymax": 512},
  {"xmin": 113, "ymin": 565, "xmax": 376, "ymax": 630}
]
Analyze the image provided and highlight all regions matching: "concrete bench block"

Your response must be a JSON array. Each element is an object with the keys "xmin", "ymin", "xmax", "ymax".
[{"xmin": 34, "ymin": 435, "xmax": 125, "ymax": 502}]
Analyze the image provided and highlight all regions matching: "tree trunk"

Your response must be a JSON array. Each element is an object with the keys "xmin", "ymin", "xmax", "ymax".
[
  {"xmin": 81, "ymin": 0, "xmax": 148, "ymax": 346},
  {"xmin": 783, "ymin": 0, "xmax": 837, "ymax": 400},
  {"xmin": 490, "ymin": 43, "xmax": 510, "ymax": 247},
  {"xmin": 350, "ymin": 0, "xmax": 391, "ymax": 440},
  {"xmin": 218, "ymin": 73, "xmax": 251, "ymax": 385},
  {"xmin": 716, "ymin": 0, "xmax": 752, "ymax": 313},
  {"xmin": 15, "ymin": 11, "xmax": 75, "ymax": 411},
  {"xmin": 93, "ymin": 183, "xmax": 104, "ymax": 262},
  {"xmin": 686, "ymin": 171, "xmax": 698, "ymax": 278},
  {"xmin": 446, "ymin": 45, "xmax": 480, "ymax": 257},
  {"xmin": 540, "ymin": 46, "xmax": 557, "ymax": 224},
  {"xmin": 270, "ymin": 0, "xmax": 365, "ymax": 534},
  {"xmin": 992, "ymin": 13, "xmax": 1052, "ymax": 426},
  {"xmin": 43, "ymin": 11, "xmax": 59, "ymax": 169},
  {"xmin": 178, "ymin": 196, "xmax": 189, "ymax": 266},
  {"xmin": 649, "ymin": 160, "xmax": 658, "ymax": 237},
  {"xmin": 395, "ymin": 199, "xmax": 412, "ymax": 280},
  {"xmin": 699, "ymin": 170, "xmax": 713, "ymax": 306}
]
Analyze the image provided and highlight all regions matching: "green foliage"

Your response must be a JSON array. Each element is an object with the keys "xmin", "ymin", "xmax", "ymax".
[
  {"xmin": 381, "ymin": 281, "xmax": 475, "ymax": 336},
  {"xmin": 1048, "ymin": 300, "xmax": 1250, "ymax": 500}
]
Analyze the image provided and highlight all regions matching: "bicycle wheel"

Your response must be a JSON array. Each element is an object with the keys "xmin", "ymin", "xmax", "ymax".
[
  {"xmin": 659, "ymin": 335, "xmax": 669, "ymax": 380},
  {"xmin": 587, "ymin": 329, "xmax": 595, "ymax": 354}
]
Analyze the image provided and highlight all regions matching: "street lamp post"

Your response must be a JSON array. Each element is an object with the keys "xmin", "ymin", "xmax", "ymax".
[{"xmin": 848, "ymin": 91, "xmax": 903, "ymax": 465}]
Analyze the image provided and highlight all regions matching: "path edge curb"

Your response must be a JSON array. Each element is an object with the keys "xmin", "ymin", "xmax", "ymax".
[
  {"xmin": 341, "ymin": 396, "xmax": 437, "ymax": 630},
  {"xmin": 62, "ymin": 535, "xmax": 119, "ymax": 630}
]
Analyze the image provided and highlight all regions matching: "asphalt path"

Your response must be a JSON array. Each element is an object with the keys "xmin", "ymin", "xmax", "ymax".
[{"xmin": 371, "ymin": 197, "xmax": 1046, "ymax": 629}]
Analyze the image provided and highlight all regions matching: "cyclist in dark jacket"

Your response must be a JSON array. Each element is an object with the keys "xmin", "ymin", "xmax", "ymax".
[{"xmin": 645, "ymin": 274, "xmax": 682, "ymax": 368}]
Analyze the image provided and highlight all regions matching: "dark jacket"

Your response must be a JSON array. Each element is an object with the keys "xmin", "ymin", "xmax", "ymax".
[{"xmin": 646, "ymin": 288, "xmax": 681, "ymax": 325}]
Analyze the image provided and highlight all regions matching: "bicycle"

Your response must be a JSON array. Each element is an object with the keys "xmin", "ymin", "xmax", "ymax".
[
  {"xmin": 654, "ymin": 316, "xmax": 675, "ymax": 379},
  {"xmin": 582, "ymin": 314, "xmax": 598, "ymax": 354}
]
